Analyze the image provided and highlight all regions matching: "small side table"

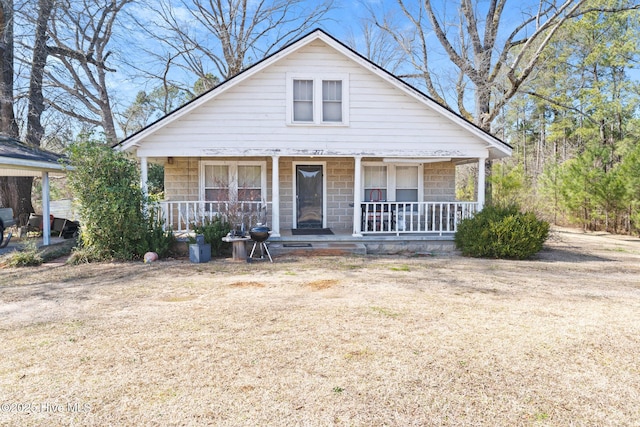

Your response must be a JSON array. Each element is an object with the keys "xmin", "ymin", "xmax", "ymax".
[{"xmin": 222, "ymin": 236, "xmax": 250, "ymax": 261}]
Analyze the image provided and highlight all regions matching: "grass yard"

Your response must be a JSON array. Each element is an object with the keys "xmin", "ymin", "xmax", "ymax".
[{"xmin": 0, "ymin": 227, "xmax": 639, "ymax": 426}]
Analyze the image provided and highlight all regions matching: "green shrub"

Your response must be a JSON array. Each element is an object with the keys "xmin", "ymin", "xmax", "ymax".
[
  {"xmin": 5, "ymin": 241, "xmax": 42, "ymax": 267},
  {"xmin": 455, "ymin": 204, "xmax": 550, "ymax": 259},
  {"xmin": 67, "ymin": 138, "xmax": 149, "ymax": 260},
  {"xmin": 191, "ymin": 216, "xmax": 231, "ymax": 257},
  {"xmin": 67, "ymin": 137, "xmax": 176, "ymax": 261},
  {"xmin": 146, "ymin": 205, "xmax": 175, "ymax": 258}
]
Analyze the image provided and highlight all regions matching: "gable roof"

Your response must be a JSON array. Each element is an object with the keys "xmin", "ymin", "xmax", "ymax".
[
  {"xmin": 0, "ymin": 136, "xmax": 68, "ymax": 176},
  {"xmin": 115, "ymin": 29, "xmax": 511, "ymax": 159}
]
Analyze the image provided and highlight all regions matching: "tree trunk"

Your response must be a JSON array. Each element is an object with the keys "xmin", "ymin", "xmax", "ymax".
[
  {"xmin": 0, "ymin": 0, "xmax": 33, "ymax": 220},
  {"xmin": 0, "ymin": 177, "xmax": 34, "ymax": 224},
  {"xmin": 0, "ymin": 0, "xmax": 18, "ymax": 137},
  {"xmin": 26, "ymin": 0, "xmax": 54, "ymax": 148},
  {"xmin": 476, "ymin": 86, "xmax": 493, "ymax": 205}
]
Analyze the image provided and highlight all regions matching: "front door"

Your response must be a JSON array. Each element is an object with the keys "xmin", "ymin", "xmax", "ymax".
[{"xmin": 296, "ymin": 164, "xmax": 323, "ymax": 229}]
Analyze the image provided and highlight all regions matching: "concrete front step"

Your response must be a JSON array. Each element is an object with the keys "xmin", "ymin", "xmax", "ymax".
[{"xmin": 268, "ymin": 242, "xmax": 367, "ymax": 257}]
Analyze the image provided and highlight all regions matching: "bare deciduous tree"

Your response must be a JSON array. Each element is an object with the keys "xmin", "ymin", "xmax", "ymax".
[
  {"xmin": 0, "ymin": 0, "xmax": 28, "ymax": 216},
  {"xmin": 373, "ymin": 0, "xmax": 639, "ymax": 202},
  {"xmin": 0, "ymin": 0, "xmax": 18, "ymax": 137},
  {"xmin": 374, "ymin": 0, "xmax": 640, "ymax": 132},
  {"xmin": 137, "ymin": 0, "xmax": 334, "ymax": 83},
  {"xmin": 26, "ymin": 0, "xmax": 54, "ymax": 147},
  {"xmin": 0, "ymin": 0, "xmax": 54, "ymax": 218},
  {"xmin": 345, "ymin": 20, "xmax": 404, "ymax": 73},
  {"xmin": 44, "ymin": 0, "xmax": 132, "ymax": 143}
]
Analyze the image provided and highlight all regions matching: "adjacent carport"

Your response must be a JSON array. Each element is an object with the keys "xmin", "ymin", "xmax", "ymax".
[{"xmin": 0, "ymin": 136, "xmax": 68, "ymax": 246}]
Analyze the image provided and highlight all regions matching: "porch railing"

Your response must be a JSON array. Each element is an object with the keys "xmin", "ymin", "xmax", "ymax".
[
  {"xmin": 158, "ymin": 200, "xmax": 269, "ymax": 233},
  {"xmin": 360, "ymin": 201, "xmax": 478, "ymax": 236},
  {"xmin": 157, "ymin": 200, "xmax": 478, "ymax": 235}
]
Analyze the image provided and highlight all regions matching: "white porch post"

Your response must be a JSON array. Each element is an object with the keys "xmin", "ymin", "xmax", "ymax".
[
  {"xmin": 352, "ymin": 156, "xmax": 362, "ymax": 236},
  {"xmin": 42, "ymin": 171, "xmax": 50, "ymax": 246},
  {"xmin": 140, "ymin": 156, "xmax": 148, "ymax": 196},
  {"xmin": 271, "ymin": 155, "xmax": 280, "ymax": 237},
  {"xmin": 477, "ymin": 157, "xmax": 486, "ymax": 210}
]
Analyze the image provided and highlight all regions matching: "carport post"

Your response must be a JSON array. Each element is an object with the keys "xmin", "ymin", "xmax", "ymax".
[{"xmin": 42, "ymin": 171, "xmax": 50, "ymax": 246}]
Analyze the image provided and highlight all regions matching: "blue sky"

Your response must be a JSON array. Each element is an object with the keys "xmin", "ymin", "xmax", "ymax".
[{"xmin": 110, "ymin": 0, "xmax": 639, "ymax": 124}]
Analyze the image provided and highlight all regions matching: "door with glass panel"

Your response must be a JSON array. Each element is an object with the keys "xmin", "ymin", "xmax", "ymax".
[{"xmin": 296, "ymin": 165, "xmax": 323, "ymax": 229}]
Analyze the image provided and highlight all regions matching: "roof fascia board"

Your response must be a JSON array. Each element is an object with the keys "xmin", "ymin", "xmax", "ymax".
[{"xmin": 0, "ymin": 157, "xmax": 67, "ymax": 172}]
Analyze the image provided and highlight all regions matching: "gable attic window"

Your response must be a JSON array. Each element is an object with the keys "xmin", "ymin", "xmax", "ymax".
[
  {"xmin": 322, "ymin": 80, "xmax": 342, "ymax": 122},
  {"xmin": 293, "ymin": 80, "xmax": 314, "ymax": 122},
  {"xmin": 287, "ymin": 73, "xmax": 349, "ymax": 125}
]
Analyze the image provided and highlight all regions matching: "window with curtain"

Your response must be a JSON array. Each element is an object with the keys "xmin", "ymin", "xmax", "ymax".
[
  {"xmin": 204, "ymin": 165, "xmax": 229, "ymax": 201},
  {"xmin": 322, "ymin": 80, "xmax": 342, "ymax": 122},
  {"xmin": 364, "ymin": 165, "xmax": 388, "ymax": 201},
  {"xmin": 202, "ymin": 162, "xmax": 264, "ymax": 202},
  {"xmin": 293, "ymin": 79, "xmax": 313, "ymax": 122},
  {"xmin": 288, "ymin": 74, "xmax": 348, "ymax": 125},
  {"xmin": 395, "ymin": 166, "xmax": 419, "ymax": 202},
  {"xmin": 238, "ymin": 165, "xmax": 262, "ymax": 201},
  {"xmin": 363, "ymin": 164, "xmax": 421, "ymax": 202}
]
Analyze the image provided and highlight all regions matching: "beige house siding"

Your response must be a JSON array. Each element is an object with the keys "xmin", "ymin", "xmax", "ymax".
[
  {"xmin": 164, "ymin": 158, "xmax": 199, "ymax": 201},
  {"xmin": 424, "ymin": 162, "xmax": 456, "ymax": 202},
  {"xmin": 327, "ymin": 158, "xmax": 355, "ymax": 229},
  {"xmin": 163, "ymin": 157, "xmax": 456, "ymax": 230},
  {"xmin": 133, "ymin": 40, "xmax": 493, "ymax": 160}
]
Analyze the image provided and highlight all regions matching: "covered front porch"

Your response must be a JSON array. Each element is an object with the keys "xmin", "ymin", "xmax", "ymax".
[{"xmin": 146, "ymin": 154, "xmax": 487, "ymax": 245}]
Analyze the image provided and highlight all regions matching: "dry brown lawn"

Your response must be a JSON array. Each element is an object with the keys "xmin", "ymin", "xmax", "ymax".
[{"xmin": 1, "ymin": 227, "xmax": 639, "ymax": 426}]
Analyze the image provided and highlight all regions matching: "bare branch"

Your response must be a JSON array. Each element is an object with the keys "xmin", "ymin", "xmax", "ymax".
[
  {"xmin": 145, "ymin": 0, "xmax": 334, "ymax": 81},
  {"xmin": 43, "ymin": 0, "xmax": 132, "ymax": 143},
  {"xmin": 47, "ymin": 45, "xmax": 116, "ymax": 72},
  {"xmin": 372, "ymin": 1, "xmax": 447, "ymax": 105}
]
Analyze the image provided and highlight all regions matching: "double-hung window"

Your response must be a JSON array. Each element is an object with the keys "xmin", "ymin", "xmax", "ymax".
[
  {"xmin": 293, "ymin": 80, "xmax": 314, "ymax": 122},
  {"xmin": 288, "ymin": 74, "xmax": 349, "ymax": 125},
  {"xmin": 364, "ymin": 165, "xmax": 387, "ymax": 201},
  {"xmin": 201, "ymin": 161, "xmax": 266, "ymax": 203},
  {"xmin": 362, "ymin": 163, "xmax": 423, "ymax": 203},
  {"xmin": 395, "ymin": 166, "xmax": 419, "ymax": 202},
  {"xmin": 322, "ymin": 80, "xmax": 342, "ymax": 122},
  {"xmin": 237, "ymin": 165, "xmax": 262, "ymax": 202},
  {"xmin": 204, "ymin": 165, "xmax": 230, "ymax": 201}
]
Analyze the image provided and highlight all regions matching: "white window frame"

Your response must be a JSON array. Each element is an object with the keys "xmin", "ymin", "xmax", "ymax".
[
  {"xmin": 286, "ymin": 73, "xmax": 349, "ymax": 126},
  {"xmin": 361, "ymin": 161, "xmax": 424, "ymax": 202},
  {"xmin": 200, "ymin": 160, "xmax": 267, "ymax": 203}
]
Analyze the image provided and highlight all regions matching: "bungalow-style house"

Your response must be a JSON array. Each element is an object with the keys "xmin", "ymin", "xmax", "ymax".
[{"xmin": 116, "ymin": 29, "xmax": 511, "ymax": 253}]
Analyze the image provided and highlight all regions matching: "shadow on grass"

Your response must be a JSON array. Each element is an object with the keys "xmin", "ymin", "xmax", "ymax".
[{"xmin": 536, "ymin": 247, "xmax": 612, "ymax": 263}]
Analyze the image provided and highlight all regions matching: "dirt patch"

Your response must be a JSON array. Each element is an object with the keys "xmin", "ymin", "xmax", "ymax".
[
  {"xmin": 229, "ymin": 281, "xmax": 266, "ymax": 288},
  {"xmin": 306, "ymin": 279, "xmax": 339, "ymax": 290},
  {"xmin": 1, "ymin": 227, "xmax": 639, "ymax": 426}
]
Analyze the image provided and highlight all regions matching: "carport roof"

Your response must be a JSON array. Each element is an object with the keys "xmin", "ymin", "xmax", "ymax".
[{"xmin": 0, "ymin": 136, "xmax": 67, "ymax": 176}]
